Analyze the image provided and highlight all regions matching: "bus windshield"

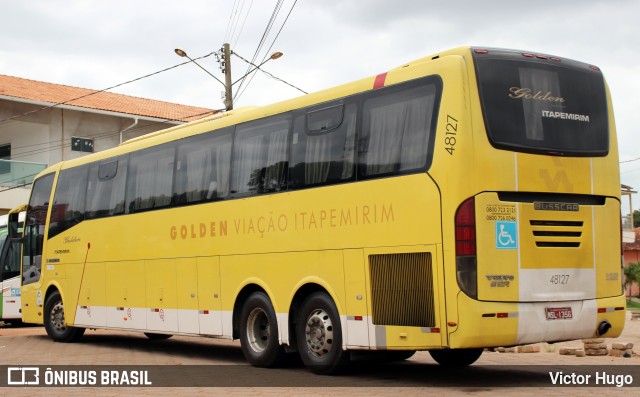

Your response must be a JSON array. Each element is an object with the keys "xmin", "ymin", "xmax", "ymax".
[{"xmin": 474, "ymin": 50, "xmax": 609, "ymax": 156}]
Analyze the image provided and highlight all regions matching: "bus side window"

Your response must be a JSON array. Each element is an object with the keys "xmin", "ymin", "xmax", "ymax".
[
  {"xmin": 2, "ymin": 240, "xmax": 21, "ymax": 279},
  {"xmin": 48, "ymin": 166, "xmax": 89, "ymax": 239},
  {"xmin": 173, "ymin": 129, "xmax": 232, "ymax": 206},
  {"xmin": 289, "ymin": 103, "xmax": 356, "ymax": 189},
  {"xmin": 231, "ymin": 114, "xmax": 291, "ymax": 196},
  {"xmin": 126, "ymin": 144, "xmax": 176, "ymax": 213},
  {"xmin": 86, "ymin": 156, "xmax": 128, "ymax": 219},
  {"xmin": 358, "ymin": 79, "xmax": 440, "ymax": 178}
]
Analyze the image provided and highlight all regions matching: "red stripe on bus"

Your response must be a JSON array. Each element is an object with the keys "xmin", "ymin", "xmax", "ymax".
[{"xmin": 373, "ymin": 72, "xmax": 387, "ymax": 89}]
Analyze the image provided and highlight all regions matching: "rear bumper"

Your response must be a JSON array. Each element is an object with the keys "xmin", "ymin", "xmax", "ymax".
[{"xmin": 449, "ymin": 293, "xmax": 626, "ymax": 348}]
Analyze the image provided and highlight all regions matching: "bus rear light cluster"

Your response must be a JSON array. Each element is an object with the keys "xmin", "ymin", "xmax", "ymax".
[
  {"xmin": 482, "ymin": 312, "xmax": 517, "ymax": 318},
  {"xmin": 455, "ymin": 197, "xmax": 478, "ymax": 299},
  {"xmin": 522, "ymin": 53, "xmax": 561, "ymax": 62}
]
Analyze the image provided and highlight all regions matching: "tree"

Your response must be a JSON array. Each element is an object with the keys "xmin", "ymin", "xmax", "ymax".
[
  {"xmin": 624, "ymin": 262, "xmax": 640, "ymax": 297},
  {"xmin": 634, "ymin": 210, "xmax": 640, "ymax": 228}
]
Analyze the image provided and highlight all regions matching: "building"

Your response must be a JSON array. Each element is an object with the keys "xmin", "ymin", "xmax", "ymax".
[
  {"xmin": 622, "ymin": 184, "xmax": 640, "ymax": 297},
  {"xmin": 0, "ymin": 74, "xmax": 217, "ymax": 213},
  {"xmin": 623, "ymin": 227, "xmax": 640, "ymax": 297}
]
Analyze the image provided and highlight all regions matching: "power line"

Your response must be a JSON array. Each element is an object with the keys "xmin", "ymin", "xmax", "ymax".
[
  {"xmin": 233, "ymin": 51, "xmax": 307, "ymax": 95},
  {"xmin": 224, "ymin": 0, "xmax": 241, "ymax": 43},
  {"xmin": 235, "ymin": 0, "xmax": 285, "ymax": 97},
  {"xmin": 259, "ymin": 0, "xmax": 298, "ymax": 66},
  {"xmin": 0, "ymin": 172, "xmax": 42, "ymax": 193},
  {"xmin": 235, "ymin": 0, "xmax": 299, "ymax": 102},
  {"xmin": 7, "ymin": 108, "xmax": 215, "ymax": 162},
  {"xmin": 621, "ymin": 157, "xmax": 640, "ymax": 164},
  {"xmin": 227, "ymin": 0, "xmax": 246, "ymax": 45},
  {"xmin": 0, "ymin": 179, "xmax": 39, "ymax": 194},
  {"xmin": 232, "ymin": 0, "xmax": 255, "ymax": 48},
  {"xmin": 0, "ymin": 51, "xmax": 217, "ymax": 126}
]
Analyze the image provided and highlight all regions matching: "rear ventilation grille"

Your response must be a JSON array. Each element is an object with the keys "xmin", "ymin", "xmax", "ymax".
[
  {"xmin": 369, "ymin": 252, "xmax": 435, "ymax": 327},
  {"xmin": 530, "ymin": 220, "xmax": 583, "ymax": 248}
]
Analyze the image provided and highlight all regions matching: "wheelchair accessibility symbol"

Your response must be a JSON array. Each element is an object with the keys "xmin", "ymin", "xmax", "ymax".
[{"xmin": 496, "ymin": 221, "xmax": 517, "ymax": 249}]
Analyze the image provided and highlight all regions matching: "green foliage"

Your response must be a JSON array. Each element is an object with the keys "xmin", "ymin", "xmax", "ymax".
[
  {"xmin": 627, "ymin": 299, "xmax": 640, "ymax": 309},
  {"xmin": 624, "ymin": 262, "xmax": 640, "ymax": 296},
  {"xmin": 634, "ymin": 210, "xmax": 640, "ymax": 228}
]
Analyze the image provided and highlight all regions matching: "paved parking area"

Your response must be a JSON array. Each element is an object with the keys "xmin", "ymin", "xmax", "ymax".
[{"xmin": 1, "ymin": 312, "xmax": 638, "ymax": 396}]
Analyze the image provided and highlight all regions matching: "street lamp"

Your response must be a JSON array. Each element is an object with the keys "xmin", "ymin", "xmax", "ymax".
[
  {"xmin": 232, "ymin": 51, "xmax": 283, "ymax": 87},
  {"xmin": 174, "ymin": 44, "xmax": 283, "ymax": 111},
  {"xmin": 174, "ymin": 48, "xmax": 226, "ymax": 88}
]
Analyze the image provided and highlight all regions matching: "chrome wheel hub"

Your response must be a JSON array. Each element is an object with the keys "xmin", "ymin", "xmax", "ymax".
[
  {"xmin": 247, "ymin": 307, "xmax": 270, "ymax": 353},
  {"xmin": 305, "ymin": 308, "xmax": 333, "ymax": 357},
  {"xmin": 50, "ymin": 302, "xmax": 66, "ymax": 331}
]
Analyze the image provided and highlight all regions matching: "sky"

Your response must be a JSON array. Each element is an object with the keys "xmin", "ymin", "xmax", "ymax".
[{"xmin": 1, "ymin": 0, "xmax": 640, "ymax": 208}]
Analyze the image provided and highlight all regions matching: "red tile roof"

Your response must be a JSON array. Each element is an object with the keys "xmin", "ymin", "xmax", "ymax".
[{"xmin": 0, "ymin": 74, "xmax": 219, "ymax": 122}]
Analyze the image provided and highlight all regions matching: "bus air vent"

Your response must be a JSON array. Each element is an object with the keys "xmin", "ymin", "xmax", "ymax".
[
  {"xmin": 529, "ymin": 220, "xmax": 583, "ymax": 248},
  {"xmin": 369, "ymin": 252, "xmax": 435, "ymax": 327}
]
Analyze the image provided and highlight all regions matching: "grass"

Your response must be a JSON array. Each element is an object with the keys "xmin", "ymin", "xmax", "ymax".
[{"xmin": 626, "ymin": 298, "xmax": 640, "ymax": 310}]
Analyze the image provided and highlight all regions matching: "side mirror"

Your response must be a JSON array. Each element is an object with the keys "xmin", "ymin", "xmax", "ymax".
[
  {"xmin": 8, "ymin": 212, "xmax": 19, "ymax": 238},
  {"xmin": 7, "ymin": 204, "xmax": 27, "ymax": 239}
]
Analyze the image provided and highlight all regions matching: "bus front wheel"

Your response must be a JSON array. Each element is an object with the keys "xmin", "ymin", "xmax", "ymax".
[
  {"xmin": 43, "ymin": 290, "xmax": 85, "ymax": 343},
  {"xmin": 239, "ymin": 292, "xmax": 286, "ymax": 367},
  {"xmin": 429, "ymin": 348, "xmax": 483, "ymax": 367},
  {"xmin": 296, "ymin": 292, "xmax": 349, "ymax": 375}
]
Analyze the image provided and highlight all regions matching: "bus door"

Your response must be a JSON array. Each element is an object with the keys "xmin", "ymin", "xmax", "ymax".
[{"xmin": 21, "ymin": 174, "xmax": 55, "ymax": 324}]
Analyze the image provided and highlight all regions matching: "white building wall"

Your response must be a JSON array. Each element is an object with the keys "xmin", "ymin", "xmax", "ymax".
[
  {"xmin": 0, "ymin": 98, "xmax": 177, "ymax": 213},
  {"xmin": 0, "ymin": 121, "xmax": 50, "ymax": 164}
]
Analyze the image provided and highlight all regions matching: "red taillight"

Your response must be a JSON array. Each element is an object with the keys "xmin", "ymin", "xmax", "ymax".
[
  {"xmin": 455, "ymin": 198, "xmax": 476, "ymax": 256},
  {"xmin": 474, "ymin": 49, "xmax": 489, "ymax": 54},
  {"xmin": 550, "ymin": 57, "xmax": 561, "ymax": 62},
  {"xmin": 590, "ymin": 65, "xmax": 601, "ymax": 71},
  {"xmin": 522, "ymin": 53, "xmax": 534, "ymax": 58}
]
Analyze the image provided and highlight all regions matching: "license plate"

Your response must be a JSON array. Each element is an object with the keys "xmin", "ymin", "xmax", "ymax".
[{"xmin": 545, "ymin": 307, "xmax": 572, "ymax": 320}]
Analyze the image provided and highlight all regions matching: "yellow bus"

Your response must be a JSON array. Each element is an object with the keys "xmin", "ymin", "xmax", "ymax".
[{"xmin": 15, "ymin": 46, "xmax": 625, "ymax": 374}]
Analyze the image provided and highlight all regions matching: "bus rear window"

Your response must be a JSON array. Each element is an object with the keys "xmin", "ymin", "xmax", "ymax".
[{"xmin": 474, "ymin": 54, "xmax": 609, "ymax": 156}]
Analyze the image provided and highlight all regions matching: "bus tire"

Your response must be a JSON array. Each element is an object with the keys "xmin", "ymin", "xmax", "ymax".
[
  {"xmin": 429, "ymin": 348, "xmax": 483, "ymax": 367},
  {"xmin": 239, "ymin": 292, "xmax": 286, "ymax": 367},
  {"xmin": 43, "ymin": 290, "xmax": 85, "ymax": 343},
  {"xmin": 296, "ymin": 292, "xmax": 349, "ymax": 375},
  {"xmin": 144, "ymin": 333, "xmax": 172, "ymax": 340}
]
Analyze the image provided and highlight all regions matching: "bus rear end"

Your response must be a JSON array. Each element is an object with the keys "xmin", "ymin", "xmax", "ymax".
[{"xmin": 451, "ymin": 48, "xmax": 625, "ymax": 348}]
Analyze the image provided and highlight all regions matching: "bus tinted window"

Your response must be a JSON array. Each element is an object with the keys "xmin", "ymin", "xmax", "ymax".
[
  {"xmin": 174, "ymin": 129, "xmax": 232, "ymax": 205},
  {"xmin": 289, "ymin": 103, "xmax": 356, "ymax": 189},
  {"xmin": 231, "ymin": 115, "xmax": 290, "ymax": 196},
  {"xmin": 23, "ymin": 173, "xmax": 54, "ymax": 285},
  {"xmin": 475, "ymin": 57, "xmax": 609, "ymax": 155},
  {"xmin": 49, "ymin": 166, "xmax": 88, "ymax": 239},
  {"xmin": 86, "ymin": 156, "xmax": 128, "ymax": 219},
  {"xmin": 358, "ymin": 80, "xmax": 440, "ymax": 178},
  {"xmin": 126, "ymin": 145, "xmax": 175, "ymax": 213}
]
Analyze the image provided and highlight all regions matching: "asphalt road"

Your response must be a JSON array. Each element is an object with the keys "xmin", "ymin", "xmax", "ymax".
[{"xmin": 0, "ymin": 312, "xmax": 638, "ymax": 396}]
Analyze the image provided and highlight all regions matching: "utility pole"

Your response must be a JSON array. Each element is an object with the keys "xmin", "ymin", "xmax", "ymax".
[
  {"xmin": 222, "ymin": 43, "xmax": 233, "ymax": 111},
  {"xmin": 176, "ymin": 43, "xmax": 285, "ymax": 111}
]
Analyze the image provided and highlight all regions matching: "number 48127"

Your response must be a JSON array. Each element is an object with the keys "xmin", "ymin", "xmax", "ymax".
[{"xmin": 444, "ymin": 115, "xmax": 458, "ymax": 155}]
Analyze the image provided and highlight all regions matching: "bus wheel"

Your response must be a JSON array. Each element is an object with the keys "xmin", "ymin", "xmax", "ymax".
[
  {"xmin": 296, "ymin": 292, "xmax": 349, "ymax": 375},
  {"xmin": 239, "ymin": 292, "xmax": 286, "ymax": 367},
  {"xmin": 144, "ymin": 333, "xmax": 172, "ymax": 340},
  {"xmin": 429, "ymin": 348, "xmax": 483, "ymax": 367},
  {"xmin": 43, "ymin": 290, "xmax": 85, "ymax": 343}
]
